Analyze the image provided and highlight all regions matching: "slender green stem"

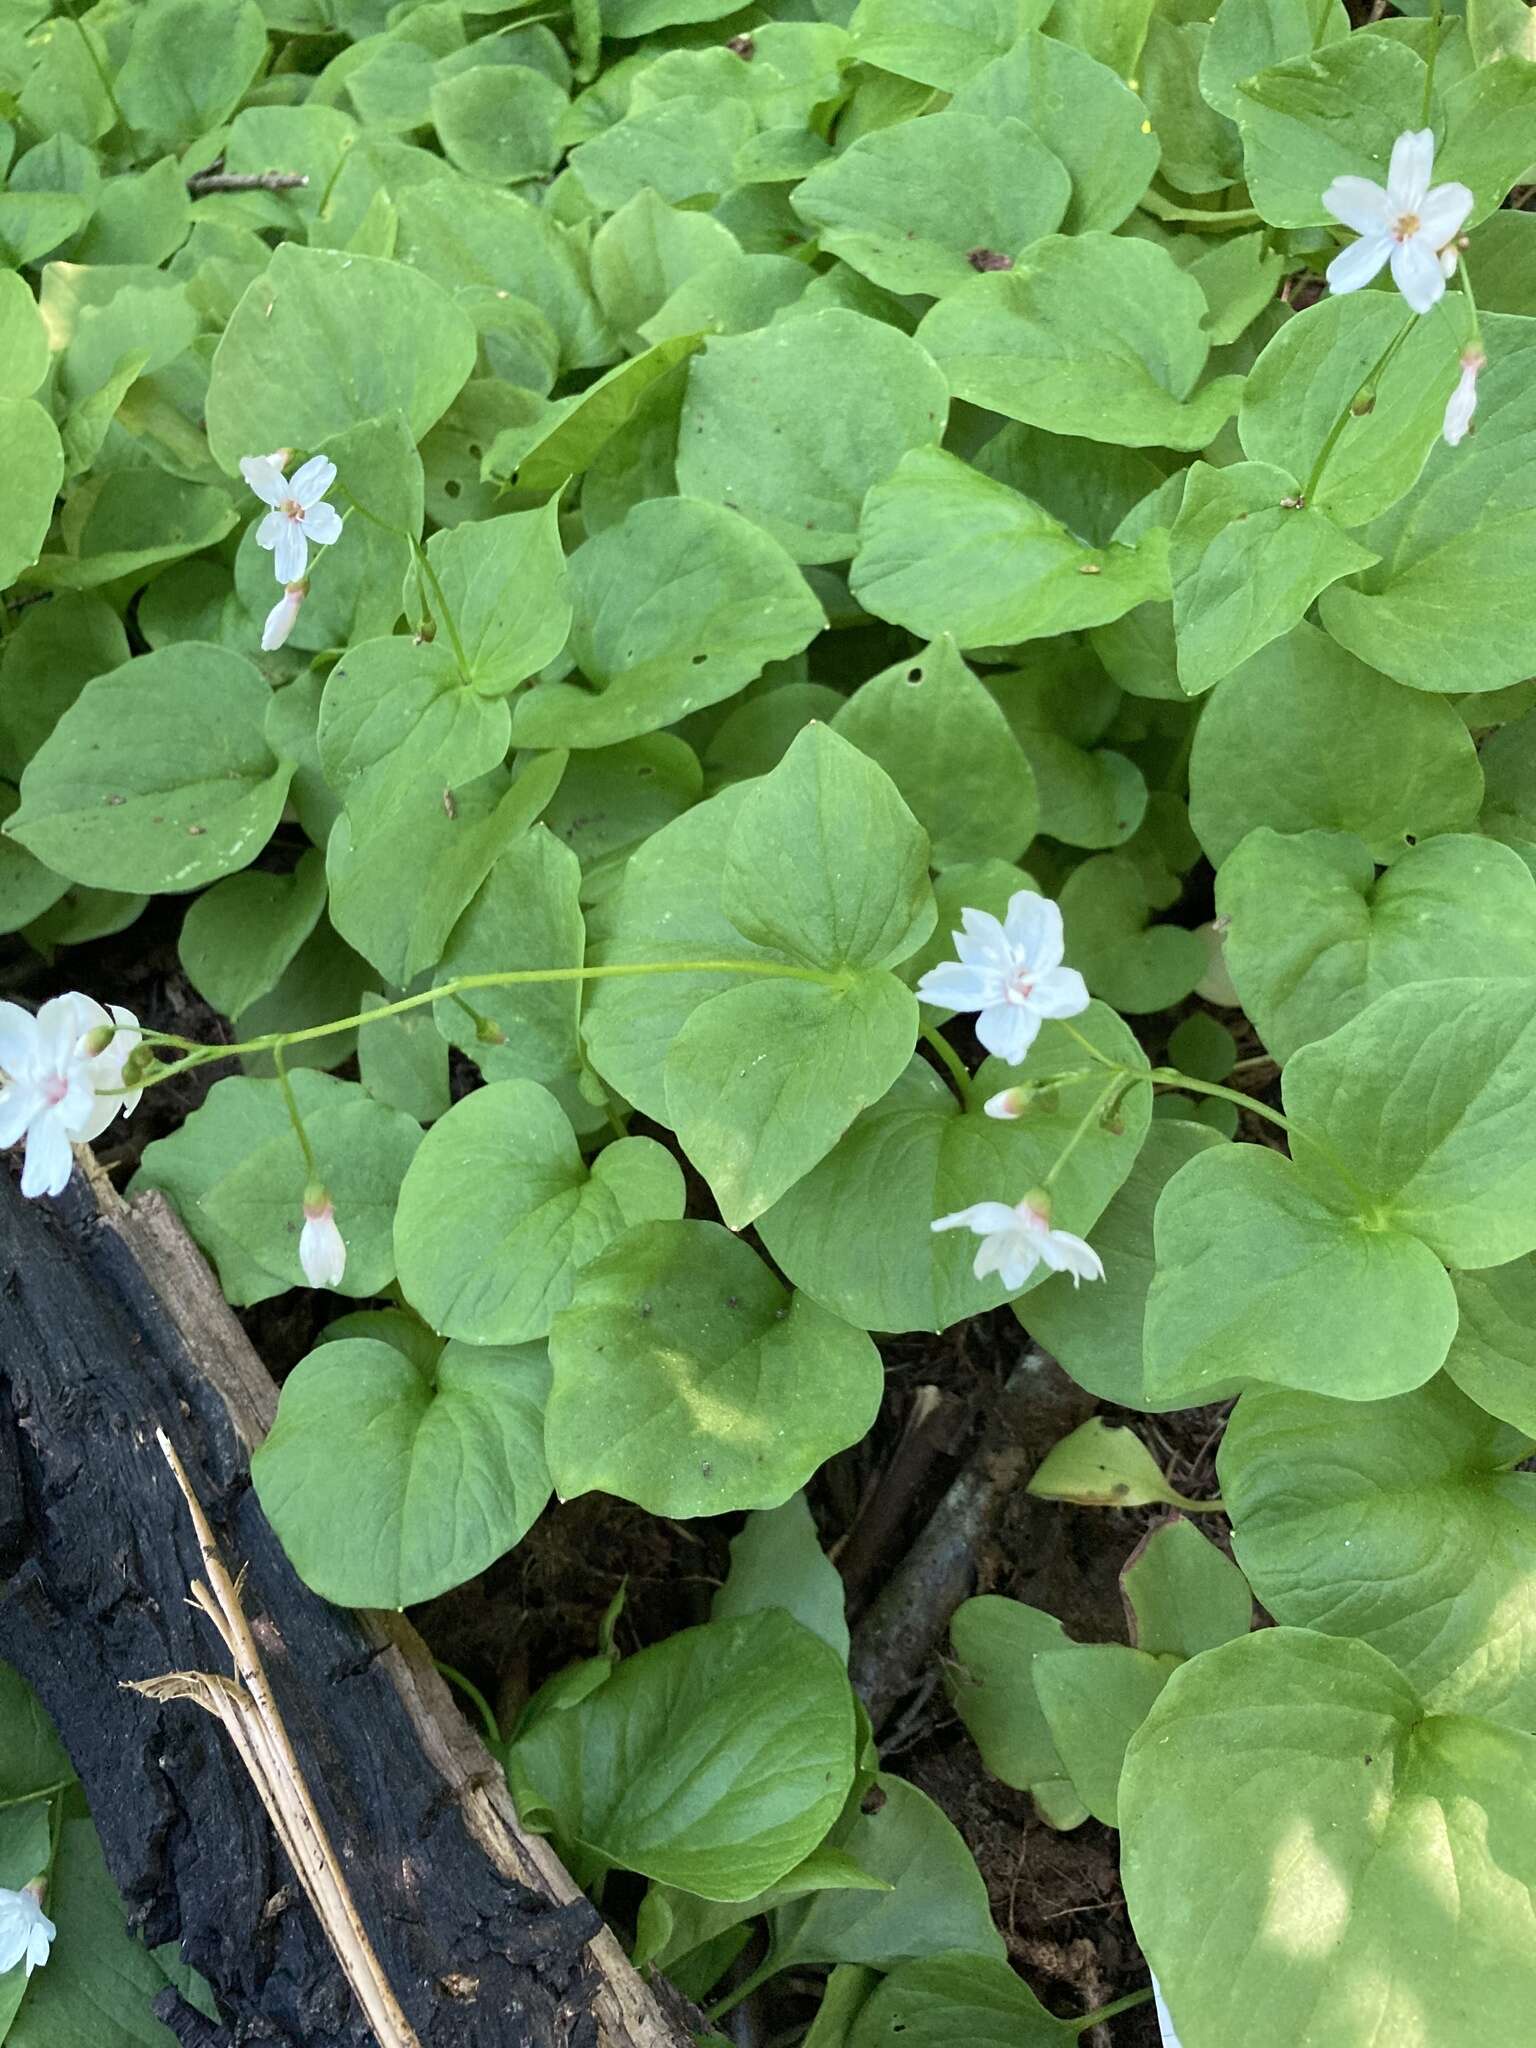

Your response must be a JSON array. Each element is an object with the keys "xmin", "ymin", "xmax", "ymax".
[
  {"xmin": 1302, "ymin": 312, "xmax": 1416, "ymax": 505},
  {"xmin": 705, "ymin": 1952, "xmax": 780, "ymax": 2022},
  {"xmin": 0, "ymin": 1782, "xmax": 69, "ymax": 1814},
  {"xmin": 145, "ymin": 959, "xmax": 844, "ymax": 1068},
  {"xmin": 1058, "ymin": 1019, "xmax": 1120, "ymax": 1069},
  {"xmin": 273, "ymin": 1046, "xmax": 319, "ymax": 1184},
  {"xmin": 1075, "ymin": 1986, "xmax": 1154, "ymax": 2033},
  {"xmin": 922, "ymin": 1025, "xmax": 971, "ymax": 1100},
  {"xmin": 1043, "ymin": 1077, "xmax": 1121, "ymax": 1191},
  {"xmin": 1457, "ymin": 251, "xmax": 1481, "ymax": 344},
  {"xmin": 410, "ymin": 537, "xmax": 471, "ymax": 680},
  {"xmin": 1147, "ymin": 1066, "xmax": 1378, "ymax": 1209},
  {"xmin": 436, "ymin": 1661, "xmax": 505, "ymax": 1751},
  {"xmin": 69, "ymin": 11, "xmax": 126, "ymax": 133},
  {"xmin": 1421, "ymin": 0, "xmax": 1444, "ymax": 125}
]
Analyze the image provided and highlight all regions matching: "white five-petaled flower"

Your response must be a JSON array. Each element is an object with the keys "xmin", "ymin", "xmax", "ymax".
[
  {"xmin": 932, "ymin": 1190, "xmax": 1104, "ymax": 1292},
  {"xmin": 1322, "ymin": 129, "xmax": 1473, "ymax": 316},
  {"xmin": 0, "ymin": 1882, "xmax": 56, "ymax": 1979},
  {"xmin": 240, "ymin": 452, "xmax": 342, "ymax": 585},
  {"xmin": 299, "ymin": 1190, "xmax": 346, "ymax": 1289},
  {"xmin": 916, "ymin": 891, "xmax": 1089, "ymax": 1065},
  {"xmin": 1442, "ymin": 345, "xmax": 1486, "ymax": 447},
  {"xmin": 262, "ymin": 581, "xmax": 307, "ymax": 652},
  {"xmin": 0, "ymin": 995, "xmax": 142, "ymax": 1199}
]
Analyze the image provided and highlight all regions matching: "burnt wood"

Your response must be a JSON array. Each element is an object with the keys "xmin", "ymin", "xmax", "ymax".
[{"xmin": 0, "ymin": 1161, "xmax": 691, "ymax": 2048}]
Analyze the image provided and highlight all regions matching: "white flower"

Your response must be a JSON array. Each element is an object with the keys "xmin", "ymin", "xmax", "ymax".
[
  {"xmin": 1322, "ymin": 129, "xmax": 1473, "ymax": 316},
  {"xmin": 984, "ymin": 1087, "xmax": 1029, "ymax": 1120},
  {"xmin": 0, "ymin": 995, "xmax": 143, "ymax": 1199},
  {"xmin": 1442, "ymin": 345, "xmax": 1486, "ymax": 447},
  {"xmin": 932, "ymin": 1190, "xmax": 1104, "ymax": 1292},
  {"xmin": 299, "ymin": 1192, "xmax": 346, "ymax": 1289},
  {"xmin": 0, "ymin": 1883, "xmax": 56, "ymax": 1978},
  {"xmin": 240, "ymin": 453, "xmax": 342, "ymax": 585},
  {"xmin": 261, "ymin": 581, "xmax": 307, "ymax": 651},
  {"xmin": 916, "ymin": 891, "xmax": 1089, "ymax": 1065}
]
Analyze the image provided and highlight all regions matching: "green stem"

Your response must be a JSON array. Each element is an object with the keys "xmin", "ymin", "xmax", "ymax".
[
  {"xmin": 146, "ymin": 959, "xmax": 843, "ymax": 1067},
  {"xmin": 1458, "ymin": 250, "xmax": 1481, "ymax": 345},
  {"xmin": 1421, "ymin": 0, "xmax": 1444, "ymax": 126},
  {"xmin": 69, "ymin": 11, "xmax": 126, "ymax": 133},
  {"xmin": 436, "ymin": 1661, "xmax": 505, "ymax": 1751},
  {"xmin": 705, "ymin": 1951, "xmax": 780, "ymax": 2022},
  {"xmin": 0, "ymin": 1782, "xmax": 70, "ymax": 1814},
  {"xmin": 1302, "ymin": 312, "xmax": 1416, "ymax": 506},
  {"xmin": 1043, "ymin": 1077, "xmax": 1122, "ymax": 1191},
  {"xmin": 922, "ymin": 1025, "xmax": 971, "ymax": 1100},
  {"xmin": 273, "ymin": 1045, "xmax": 319, "ymax": 1184},
  {"xmin": 1075, "ymin": 1987, "xmax": 1154, "ymax": 2032},
  {"xmin": 410, "ymin": 537, "xmax": 471, "ymax": 681},
  {"xmin": 1147, "ymin": 1067, "xmax": 1377, "ymax": 1209},
  {"xmin": 1058, "ymin": 1019, "xmax": 1120, "ymax": 1069}
]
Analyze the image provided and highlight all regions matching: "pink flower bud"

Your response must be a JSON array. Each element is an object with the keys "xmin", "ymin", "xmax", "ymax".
[{"xmin": 984, "ymin": 1087, "xmax": 1029, "ymax": 1120}]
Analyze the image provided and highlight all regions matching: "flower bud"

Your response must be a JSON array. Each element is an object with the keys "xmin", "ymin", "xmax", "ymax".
[
  {"xmin": 80, "ymin": 1023, "xmax": 117, "ymax": 1057},
  {"xmin": 1442, "ymin": 345, "xmax": 1486, "ymax": 449},
  {"xmin": 261, "ymin": 581, "xmax": 307, "ymax": 652},
  {"xmin": 984, "ymin": 1086, "xmax": 1030, "ymax": 1120},
  {"xmin": 299, "ymin": 1188, "xmax": 346, "ymax": 1289}
]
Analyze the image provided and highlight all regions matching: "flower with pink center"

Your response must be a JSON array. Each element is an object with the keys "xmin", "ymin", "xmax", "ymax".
[
  {"xmin": 0, "ymin": 994, "xmax": 142, "ymax": 1198},
  {"xmin": 299, "ymin": 1188, "xmax": 346, "ymax": 1289},
  {"xmin": 916, "ymin": 891, "xmax": 1089, "ymax": 1065},
  {"xmin": 932, "ymin": 1188, "xmax": 1103, "ymax": 1292},
  {"xmin": 1322, "ymin": 129, "xmax": 1473, "ymax": 316},
  {"xmin": 1442, "ymin": 345, "xmax": 1486, "ymax": 447},
  {"xmin": 240, "ymin": 452, "xmax": 342, "ymax": 585}
]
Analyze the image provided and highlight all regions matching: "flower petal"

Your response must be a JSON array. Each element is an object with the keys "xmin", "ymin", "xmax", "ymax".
[
  {"xmin": 1321, "ymin": 175, "xmax": 1391, "ymax": 236},
  {"xmin": 974, "ymin": 1229, "xmax": 1038, "ymax": 1291},
  {"xmin": 1326, "ymin": 231, "xmax": 1393, "ymax": 297},
  {"xmin": 916, "ymin": 961, "xmax": 996, "ymax": 1013},
  {"xmin": 1038, "ymin": 1227, "xmax": 1105, "ymax": 1286},
  {"xmin": 957, "ymin": 906, "xmax": 1009, "ymax": 956},
  {"xmin": 0, "ymin": 1002, "xmax": 37, "ymax": 1081},
  {"xmin": 0, "ymin": 1084, "xmax": 40, "ymax": 1148},
  {"xmin": 33, "ymin": 995, "xmax": 79, "ymax": 1074},
  {"xmin": 1390, "ymin": 235, "xmax": 1445, "ymax": 315},
  {"xmin": 273, "ymin": 520, "xmax": 308, "ymax": 586},
  {"xmin": 20, "ymin": 1112, "xmax": 74, "ymax": 1198},
  {"xmin": 289, "ymin": 455, "xmax": 337, "ymax": 507},
  {"xmin": 1417, "ymin": 180, "xmax": 1474, "ymax": 250},
  {"xmin": 1000, "ymin": 890, "xmax": 1064, "ymax": 972},
  {"xmin": 302, "ymin": 500, "xmax": 343, "ymax": 546},
  {"xmin": 239, "ymin": 455, "xmax": 288, "ymax": 507},
  {"xmin": 975, "ymin": 999, "xmax": 1041, "ymax": 1065},
  {"xmin": 1024, "ymin": 964, "xmax": 1091, "ymax": 1021},
  {"xmin": 262, "ymin": 588, "xmax": 302, "ymax": 652},
  {"xmin": 932, "ymin": 1202, "xmax": 1018, "ymax": 1237},
  {"xmin": 255, "ymin": 509, "xmax": 284, "ymax": 551},
  {"xmin": 1387, "ymin": 127, "xmax": 1435, "ymax": 213}
]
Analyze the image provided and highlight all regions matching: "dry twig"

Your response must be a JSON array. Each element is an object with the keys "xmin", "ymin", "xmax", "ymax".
[{"xmin": 127, "ymin": 1430, "xmax": 422, "ymax": 2048}]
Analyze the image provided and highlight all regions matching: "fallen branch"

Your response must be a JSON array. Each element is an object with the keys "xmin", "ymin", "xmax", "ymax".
[{"xmin": 0, "ymin": 1158, "xmax": 694, "ymax": 2048}]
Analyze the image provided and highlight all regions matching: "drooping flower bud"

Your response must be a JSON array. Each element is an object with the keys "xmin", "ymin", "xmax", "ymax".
[
  {"xmin": 1442, "ymin": 345, "xmax": 1486, "ymax": 448},
  {"xmin": 261, "ymin": 581, "xmax": 307, "ymax": 652},
  {"xmin": 299, "ymin": 1186, "xmax": 346, "ymax": 1289},
  {"xmin": 0, "ymin": 1879, "xmax": 56, "ymax": 1977},
  {"xmin": 984, "ymin": 1086, "xmax": 1030, "ymax": 1120}
]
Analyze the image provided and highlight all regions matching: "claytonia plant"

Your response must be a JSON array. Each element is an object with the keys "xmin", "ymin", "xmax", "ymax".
[
  {"xmin": 5, "ymin": 0, "xmax": 1536, "ymax": 2042},
  {"xmin": 0, "ymin": 1882, "xmax": 55, "ymax": 1981},
  {"xmin": 917, "ymin": 893, "xmax": 1089, "ymax": 1065},
  {"xmin": 1322, "ymin": 129, "xmax": 1472, "ymax": 316}
]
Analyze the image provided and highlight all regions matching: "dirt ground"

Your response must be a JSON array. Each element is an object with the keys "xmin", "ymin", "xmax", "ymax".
[{"xmin": 11, "ymin": 896, "xmax": 1257, "ymax": 2044}]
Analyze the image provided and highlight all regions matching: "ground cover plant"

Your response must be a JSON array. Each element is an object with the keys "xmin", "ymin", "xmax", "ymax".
[{"xmin": 1, "ymin": 0, "xmax": 1535, "ymax": 2040}]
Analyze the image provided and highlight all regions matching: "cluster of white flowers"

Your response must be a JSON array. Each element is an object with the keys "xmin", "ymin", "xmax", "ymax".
[
  {"xmin": 0, "ymin": 994, "xmax": 141, "ymax": 1198},
  {"xmin": 917, "ymin": 892, "xmax": 1105, "ymax": 1292},
  {"xmin": 1322, "ymin": 129, "xmax": 1483, "ymax": 447},
  {"xmin": 0, "ymin": 1881, "xmax": 55, "ymax": 1979},
  {"xmin": 239, "ymin": 451, "xmax": 342, "ymax": 652},
  {"xmin": 0, "ymin": 993, "xmax": 346, "ymax": 1289}
]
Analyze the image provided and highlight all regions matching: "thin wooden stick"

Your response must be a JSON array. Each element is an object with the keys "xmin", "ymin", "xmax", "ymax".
[
  {"xmin": 127, "ymin": 1429, "xmax": 423, "ymax": 2048},
  {"xmin": 186, "ymin": 166, "xmax": 309, "ymax": 194}
]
